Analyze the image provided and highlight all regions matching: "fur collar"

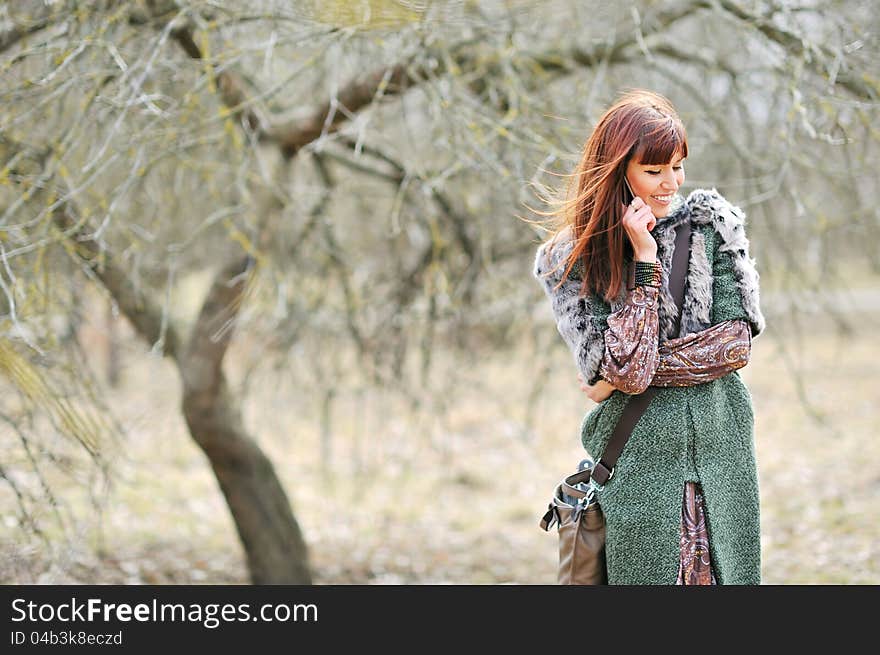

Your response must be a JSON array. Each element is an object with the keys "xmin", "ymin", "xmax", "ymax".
[{"xmin": 658, "ymin": 187, "xmax": 765, "ymax": 340}]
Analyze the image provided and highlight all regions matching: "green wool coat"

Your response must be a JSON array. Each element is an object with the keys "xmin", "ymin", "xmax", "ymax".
[{"xmin": 533, "ymin": 188, "xmax": 766, "ymax": 585}]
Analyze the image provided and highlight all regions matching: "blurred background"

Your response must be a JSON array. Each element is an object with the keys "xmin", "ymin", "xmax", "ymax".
[{"xmin": 0, "ymin": 0, "xmax": 877, "ymax": 584}]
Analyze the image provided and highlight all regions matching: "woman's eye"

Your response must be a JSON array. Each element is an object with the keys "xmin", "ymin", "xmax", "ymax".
[
  {"xmin": 647, "ymin": 170, "xmax": 660, "ymax": 175},
  {"xmin": 674, "ymin": 166, "xmax": 683, "ymax": 170}
]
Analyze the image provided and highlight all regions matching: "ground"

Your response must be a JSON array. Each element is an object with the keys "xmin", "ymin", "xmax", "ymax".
[{"xmin": 1, "ymin": 298, "xmax": 877, "ymax": 585}]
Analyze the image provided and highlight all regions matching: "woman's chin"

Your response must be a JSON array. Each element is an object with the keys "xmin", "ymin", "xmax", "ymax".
[{"xmin": 650, "ymin": 202, "xmax": 670, "ymax": 217}]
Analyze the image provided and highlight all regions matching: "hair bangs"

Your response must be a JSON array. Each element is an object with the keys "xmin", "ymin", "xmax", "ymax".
[{"xmin": 633, "ymin": 117, "xmax": 688, "ymax": 166}]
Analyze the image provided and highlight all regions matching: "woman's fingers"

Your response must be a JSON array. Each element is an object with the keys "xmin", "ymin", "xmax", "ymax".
[
  {"xmin": 623, "ymin": 202, "xmax": 652, "ymax": 223},
  {"xmin": 578, "ymin": 373, "xmax": 593, "ymax": 396},
  {"xmin": 634, "ymin": 204, "xmax": 656, "ymax": 231},
  {"xmin": 622, "ymin": 206, "xmax": 655, "ymax": 238},
  {"xmin": 631, "ymin": 204, "xmax": 654, "ymax": 223}
]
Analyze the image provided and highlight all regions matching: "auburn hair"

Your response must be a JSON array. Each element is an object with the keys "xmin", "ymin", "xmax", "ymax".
[{"xmin": 529, "ymin": 88, "xmax": 688, "ymax": 302}]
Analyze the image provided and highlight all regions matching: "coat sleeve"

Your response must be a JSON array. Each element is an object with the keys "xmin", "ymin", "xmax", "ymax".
[
  {"xmin": 709, "ymin": 200, "xmax": 766, "ymax": 338},
  {"xmin": 533, "ymin": 236, "xmax": 611, "ymax": 387}
]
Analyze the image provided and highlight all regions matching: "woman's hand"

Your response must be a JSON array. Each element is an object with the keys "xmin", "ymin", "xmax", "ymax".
[
  {"xmin": 621, "ymin": 195, "xmax": 658, "ymax": 262},
  {"xmin": 578, "ymin": 373, "xmax": 617, "ymax": 403}
]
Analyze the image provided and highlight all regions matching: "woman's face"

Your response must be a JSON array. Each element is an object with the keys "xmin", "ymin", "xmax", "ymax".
[{"xmin": 624, "ymin": 152, "xmax": 686, "ymax": 218}]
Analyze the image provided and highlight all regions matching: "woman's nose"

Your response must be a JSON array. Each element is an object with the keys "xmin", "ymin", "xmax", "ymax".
[{"xmin": 661, "ymin": 171, "xmax": 678, "ymax": 190}]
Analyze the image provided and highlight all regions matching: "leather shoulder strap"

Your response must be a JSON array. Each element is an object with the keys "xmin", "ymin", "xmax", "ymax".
[{"xmin": 590, "ymin": 220, "xmax": 692, "ymax": 486}]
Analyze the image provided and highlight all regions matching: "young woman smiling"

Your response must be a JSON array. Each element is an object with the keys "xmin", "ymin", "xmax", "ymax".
[{"xmin": 533, "ymin": 89, "xmax": 766, "ymax": 585}]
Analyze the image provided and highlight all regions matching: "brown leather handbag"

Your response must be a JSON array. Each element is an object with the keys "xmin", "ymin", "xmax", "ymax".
[
  {"xmin": 540, "ymin": 462, "xmax": 607, "ymax": 585},
  {"xmin": 539, "ymin": 220, "xmax": 692, "ymax": 585}
]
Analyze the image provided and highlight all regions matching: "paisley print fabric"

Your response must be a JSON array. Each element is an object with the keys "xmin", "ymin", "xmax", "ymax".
[
  {"xmin": 598, "ymin": 285, "xmax": 660, "ymax": 394},
  {"xmin": 597, "ymin": 275, "xmax": 750, "ymax": 390},
  {"xmin": 653, "ymin": 319, "xmax": 750, "ymax": 386},
  {"xmin": 676, "ymin": 482, "xmax": 717, "ymax": 585}
]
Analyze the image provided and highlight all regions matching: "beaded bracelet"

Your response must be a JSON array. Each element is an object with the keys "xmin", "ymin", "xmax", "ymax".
[{"xmin": 633, "ymin": 260, "xmax": 662, "ymax": 287}]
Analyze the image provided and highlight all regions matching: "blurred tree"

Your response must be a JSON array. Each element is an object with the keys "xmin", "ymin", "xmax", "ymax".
[{"xmin": 0, "ymin": 0, "xmax": 877, "ymax": 582}]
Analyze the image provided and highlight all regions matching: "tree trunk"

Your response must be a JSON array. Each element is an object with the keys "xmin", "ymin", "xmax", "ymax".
[
  {"xmin": 178, "ymin": 255, "xmax": 312, "ymax": 584},
  {"xmin": 58, "ymin": 205, "xmax": 314, "ymax": 583},
  {"xmin": 182, "ymin": 376, "xmax": 312, "ymax": 584}
]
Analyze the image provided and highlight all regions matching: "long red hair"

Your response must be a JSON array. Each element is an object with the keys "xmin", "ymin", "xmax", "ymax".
[{"xmin": 529, "ymin": 89, "xmax": 688, "ymax": 302}]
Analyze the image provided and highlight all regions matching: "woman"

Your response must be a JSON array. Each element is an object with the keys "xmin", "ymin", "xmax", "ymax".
[{"xmin": 532, "ymin": 89, "xmax": 766, "ymax": 585}]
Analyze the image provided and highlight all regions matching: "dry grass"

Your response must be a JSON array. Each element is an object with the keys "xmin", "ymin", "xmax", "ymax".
[{"xmin": 1, "ymin": 300, "xmax": 878, "ymax": 585}]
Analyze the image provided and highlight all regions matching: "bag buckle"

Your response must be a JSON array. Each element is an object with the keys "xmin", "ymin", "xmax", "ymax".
[
  {"xmin": 589, "ymin": 460, "xmax": 615, "ymax": 491},
  {"xmin": 579, "ymin": 487, "xmax": 596, "ymax": 507},
  {"xmin": 573, "ymin": 488, "xmax": 594, "ymax": 522}
]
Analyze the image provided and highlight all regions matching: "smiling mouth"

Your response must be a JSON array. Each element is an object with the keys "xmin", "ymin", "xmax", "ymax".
[{"xmin": 651, "ymin": 194, "xmax": 675, "ymax": 202}]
